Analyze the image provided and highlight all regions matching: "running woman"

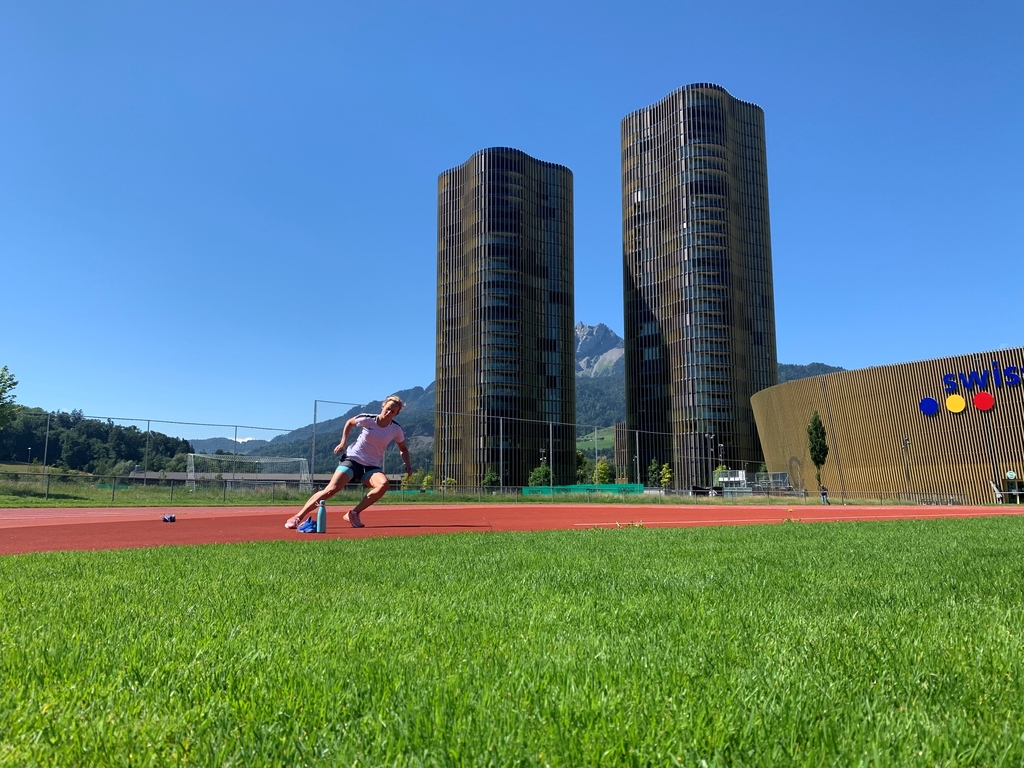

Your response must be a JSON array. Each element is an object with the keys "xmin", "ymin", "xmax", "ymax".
[{"xmin": 286, "ymin": 395, "xmax": 413, "ymax": 529}]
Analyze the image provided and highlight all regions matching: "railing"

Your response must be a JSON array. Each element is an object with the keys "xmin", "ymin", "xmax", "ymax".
[
  {"xmin": 0, "ymin": 472, "xmax": 978, "ymax": 507},
  {"xmin": 0, "ymin": 471, "xmax": 312, "ymax": 505}
]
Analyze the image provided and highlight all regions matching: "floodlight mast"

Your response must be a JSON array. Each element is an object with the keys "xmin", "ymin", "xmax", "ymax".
[{"xmin": 704, "ymin": 433, "xmax": 715, "ymax": 490}]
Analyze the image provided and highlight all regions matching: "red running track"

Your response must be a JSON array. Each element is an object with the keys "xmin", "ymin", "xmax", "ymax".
[{"xmin": 2, "ymin": 503, "xmax": 1023, "ymax": 556}]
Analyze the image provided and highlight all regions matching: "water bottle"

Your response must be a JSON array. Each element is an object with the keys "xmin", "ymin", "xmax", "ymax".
[{"xmin": 316, "ymin": 500, "xmax": 327, "ymax": 533}]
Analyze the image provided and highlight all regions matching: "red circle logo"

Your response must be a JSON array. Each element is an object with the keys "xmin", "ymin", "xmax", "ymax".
[{"xmin": 974, "ymin": 391, "xmax": 995, "ymax": 411}]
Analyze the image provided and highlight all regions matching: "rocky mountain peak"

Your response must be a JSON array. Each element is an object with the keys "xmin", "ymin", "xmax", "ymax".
[{"xmin": 575, "ymin": 322, "xmax": 625, "ymax": 378}]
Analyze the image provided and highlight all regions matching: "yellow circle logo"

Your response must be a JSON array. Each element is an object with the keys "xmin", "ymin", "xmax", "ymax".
[{"xmin": 946, "ymin": 394, "xmax": 966, "ymax": 413}]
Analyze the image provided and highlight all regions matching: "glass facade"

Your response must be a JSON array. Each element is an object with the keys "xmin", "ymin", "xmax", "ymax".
[
  {"xmin": 621, "ymin": 84, "xmax": 778, "ymax": 487},
  {"xmin": 436, "ymin": 148, "xmax": 576, "ymax": 487}
]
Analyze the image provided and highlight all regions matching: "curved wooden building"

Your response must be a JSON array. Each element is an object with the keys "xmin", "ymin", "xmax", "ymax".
[{"xmin": 751, "ymin": 347, "xmax": 1024, "ymax": 504}]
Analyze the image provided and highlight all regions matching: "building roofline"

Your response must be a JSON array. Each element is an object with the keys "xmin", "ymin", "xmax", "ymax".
[
  {"xmin": 439, "ymin": 147, "xmax": 572, "ymax": 179},
  {"xmin": 622, "ymin": 83, "xmax": 763, "ymax": 122},
  {"xmin": 760, "ymin": 345, "xmax": 1024, "ymax": 393}
]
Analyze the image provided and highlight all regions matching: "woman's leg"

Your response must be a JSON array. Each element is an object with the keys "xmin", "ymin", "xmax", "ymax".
[
  {"xmin": 286, "ymin": 467, "xmax": 353, "ymax": 527},
  {"xmin": 354, "ymin": 472, "xmax": 390, "ymax": 514},
  {"xmin": 343, "ymin": 472, "xmax": 390, "ymax": 527}
]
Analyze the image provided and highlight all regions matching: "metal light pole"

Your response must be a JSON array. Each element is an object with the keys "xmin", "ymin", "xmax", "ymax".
[
  {"xmin": 704, "ymin": 433, "xmax": 715, "ymax": 489},
  {"xmin": 549, "ymin": 421, "xmax": 554, "ymax": 491},
  {"xmin": 143, "ymin": 419, "xmax": 150, "ymax": 484},
  {"xmin": 42, "ymin": 413, "xmax": 50, "ymax": 472},
  {"xmin": 901, "ymin": 436, "xmax": 911, "ymax": 502},
  {"xmin": 634, "ymin": 431, "xmax": 641, "ymax": 485},
  {"xmin": 539, "ymin": 446, "xmax": 547, "ymax": 490}
]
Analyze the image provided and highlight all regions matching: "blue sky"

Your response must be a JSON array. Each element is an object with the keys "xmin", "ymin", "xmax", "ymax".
[{"xmin": 2, "ymin": 0, "xmax": 1021, "ymax": 432}]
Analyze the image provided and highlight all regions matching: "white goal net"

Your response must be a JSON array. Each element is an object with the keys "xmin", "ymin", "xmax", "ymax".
[{"xmin": 186, "ymin": 454, "xmax": 312, "ymax": 492}]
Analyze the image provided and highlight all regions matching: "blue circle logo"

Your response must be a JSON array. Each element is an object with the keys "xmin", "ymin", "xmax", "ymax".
[{"xmin": 919, "ymin": 397, "xmax": 940, "ymax": 416}]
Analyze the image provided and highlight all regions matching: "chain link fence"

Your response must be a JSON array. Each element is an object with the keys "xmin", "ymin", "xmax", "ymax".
[{"xmin": 0, "ymin": 407, "xmax": 983, "ymax": 506}]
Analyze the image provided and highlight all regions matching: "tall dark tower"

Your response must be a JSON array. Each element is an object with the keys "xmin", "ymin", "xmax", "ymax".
[
  {"xmin": 436, "ymin": 148, "xmax": 575, "ymax": 487},
  {"xmin": 621, "ymin": 84, "xmax": 777, "ymax": 487}
]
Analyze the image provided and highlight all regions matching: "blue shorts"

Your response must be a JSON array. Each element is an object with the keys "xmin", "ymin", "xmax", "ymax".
[{"xmin": 336, "ymin": 456, "xmax": 382, "ymax": 484}]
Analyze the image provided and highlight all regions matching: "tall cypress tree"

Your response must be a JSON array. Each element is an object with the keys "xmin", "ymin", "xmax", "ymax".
[{"xmin": 807, "ymin": 411, "xmax": 830, "ymax": 490}]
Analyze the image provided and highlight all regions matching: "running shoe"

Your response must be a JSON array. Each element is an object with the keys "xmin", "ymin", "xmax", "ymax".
[
  {"xmin": 285, "ymin": 514, "xmax": 304, "ymax": 529},
  {"xmin": 297, "ymin": 517, "xmax": 318, "ymax": 533},
  {"xmin": 161, "ymin": 514, "xmax": 175, "ymax": 523},
  {"xmin": 343, "ymin": 510, "xmax": 364, "ymax": 528}
]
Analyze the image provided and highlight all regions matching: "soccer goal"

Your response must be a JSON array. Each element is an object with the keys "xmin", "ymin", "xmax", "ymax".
[{"xmin": 186, "ymin": 454, "xmax": 312, "ymax": 492}]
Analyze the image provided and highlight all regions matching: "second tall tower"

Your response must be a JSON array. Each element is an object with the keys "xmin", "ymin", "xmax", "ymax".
[{"xmin": 621, "ymin": 83, "xmax": 778, "ymax": 487}]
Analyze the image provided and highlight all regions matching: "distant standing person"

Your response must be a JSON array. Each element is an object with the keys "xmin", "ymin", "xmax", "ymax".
[
  {"xmin": 286, "ymin": 396, "xmax": 413, "ymax": 530},
  {"xmin": 820, "ymin": 485, "xmax": 830, "ymax": 505}
]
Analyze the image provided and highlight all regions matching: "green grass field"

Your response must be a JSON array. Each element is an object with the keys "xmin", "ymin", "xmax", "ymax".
[
  {"xmin": 575, "ymin": 425, "xmax": 615, "ymax": 452},
  {"xmin": 3, "ymin": 517, "xmax": 1024, "ymax": 765}
]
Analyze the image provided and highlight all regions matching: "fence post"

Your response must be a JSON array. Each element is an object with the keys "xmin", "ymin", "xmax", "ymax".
[
  {"xmin": 549, "ymin": 421, "xmax": 553, "ymax": 492},
  {"xmin": 45, "ymin": 472, "xmax": 50, "ymax": 500},
  {"xmin": 170, "ymin": 479, "xmax": 174, "ymax": 501},
  {"xmin": 223, "ymin": 480, "xmax": 227, "ymax": 502},
  {"xmin": 312, "ymin": 400, "xmax": 320, "ymax": 480},
  {"xmin": 42, "ymin": 413, "xmax": 50, "ymax": 477},
  {"xmin": 144, "ymin": 420, "xmax": 151, "ymax": 485},
  {"xmin": 111, "ymin": 476, "xmax": 115, "ymax": 504}
]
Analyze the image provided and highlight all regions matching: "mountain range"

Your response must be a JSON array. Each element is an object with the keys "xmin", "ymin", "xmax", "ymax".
[{"xmin": 222, "ymin": 323, "xmax": 844, "ymax": 469}]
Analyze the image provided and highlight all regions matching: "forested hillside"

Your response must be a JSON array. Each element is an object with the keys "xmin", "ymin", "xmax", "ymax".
[
  {"xmin": 778, "ymin": 362, "xmax": 846, "ymax": 383},
  {"xmin": 576, "ymin": 376, "xmax": 625, "ymax": 427},
  {"xmin": 1, "ymin": 408, "xmax": 192, "ymax": 474}
]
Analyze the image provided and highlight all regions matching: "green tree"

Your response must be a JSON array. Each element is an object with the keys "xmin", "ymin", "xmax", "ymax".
[
  {"xmin": 163, "ymin": 452, "xmax": 190, "ymax": 473},
  {"xmin": 659, "ymin": 462, "xmax": 672, "ymax": 489},
  {"xmin": 807, "ymin": 410, "xmax": 830, "ymax": 490},
  {"xmin": 59, "ymin": 430, "xmax": 91, "ymax": 471},
  {"xmin": 646, "ymin": 458, "xmax": 660, "ymax": 487},
  {"xmin": 0, "ymin": 366, "xmax": 19, "ymax": 431},
  {"xmin": 575, "ymin": 449, "xmax": 594, "ymax": 485},
  {"xmin": 481, "ymin": 467, "xmax": 499, "ymax": 487},
  {"xmin": 421, "ymin": 472, "xmax": 434, "ymax": 490},
  {"xmin": 594, "ymin": 457, "xmax": 613, "ymax": 484},
  {"xmin": 405, "ymin": 467, "xmax": 426, "ymax": 490},
  {"xmin": 528, "ymin": 463, "xmax": 551, "ymax": 487}
]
